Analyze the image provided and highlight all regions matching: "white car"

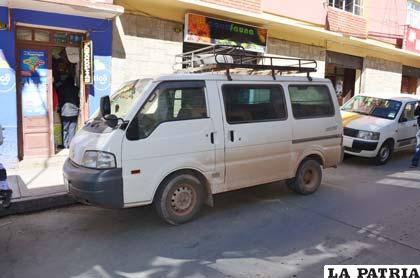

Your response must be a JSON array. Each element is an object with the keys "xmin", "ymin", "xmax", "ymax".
[{"xmin": 341, "ymin": 94, "xmax": 419, "ymax": 165}]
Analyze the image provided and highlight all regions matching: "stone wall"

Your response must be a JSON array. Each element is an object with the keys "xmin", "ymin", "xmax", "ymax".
[
  {"xmin": 266, "ymin": 38, "xmax": 326, "ymax": 78},
  {"xmin": 361, "ymin": 57, "xmax": 402, "ymax": 96},
  {"xmin": 111, "ymin": 14, "xmax": 183, "ymax": 92}
]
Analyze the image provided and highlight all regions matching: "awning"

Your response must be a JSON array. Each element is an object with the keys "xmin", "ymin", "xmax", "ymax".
[{"xmin": 0, "ymin": 0, "xmax": 124, "ymax": 19}]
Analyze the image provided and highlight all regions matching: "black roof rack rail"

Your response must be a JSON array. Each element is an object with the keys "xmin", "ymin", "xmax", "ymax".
[{"xmin": 174, "ymin": 45, "xmax": 317, "ymax": 81}]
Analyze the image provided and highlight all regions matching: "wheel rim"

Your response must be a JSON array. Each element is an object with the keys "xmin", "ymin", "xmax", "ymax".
[
  {"xmin": 379, "ymin": 145, "xmax": 390, "ymax": 162},
  {"xmin": 302, "ymin": 167, "xmax": 319, "ymax": 190},
  {"xmin": 170, "ymin": 184, "xmax": 196, "ymax": 216}
]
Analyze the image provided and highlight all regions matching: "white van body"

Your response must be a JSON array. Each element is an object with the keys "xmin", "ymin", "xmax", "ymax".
[
  {"xmin": 64, "ymin": 74, "xmax": 343, "ymax": 224},
  {"xmin": 341, "ymin": 94, "xmax": 419, "ymax": 164}
]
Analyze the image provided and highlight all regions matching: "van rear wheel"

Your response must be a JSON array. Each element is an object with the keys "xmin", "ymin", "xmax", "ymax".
[
  {"xmin": 286, "ymin": 159, "xmax": 322, "ymax": 195},
  {"xmin": 154, "ymin": 174, "xmax": 204, "ymax": 225}
]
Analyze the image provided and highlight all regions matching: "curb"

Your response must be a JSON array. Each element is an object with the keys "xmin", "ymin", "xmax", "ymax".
[{"xmin": 0, "ymin": 193, "xmax": 77, "ymax": 218}]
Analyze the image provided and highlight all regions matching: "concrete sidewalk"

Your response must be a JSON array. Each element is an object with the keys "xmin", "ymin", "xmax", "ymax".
[{"xmin": 0, "ymin": 150, "xmax": 76, "ymax": 217}]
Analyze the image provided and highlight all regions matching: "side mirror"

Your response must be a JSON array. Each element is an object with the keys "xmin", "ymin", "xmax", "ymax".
[
  {"xmin": 104, "ymin": 114, "xmax": 119, "ymax": 128},
  {"xmin": 100, "ymin": 96, "xmax": 111, "ymax": 117}
]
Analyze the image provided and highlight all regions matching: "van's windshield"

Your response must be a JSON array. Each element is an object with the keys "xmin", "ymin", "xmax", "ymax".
[
  {"xmin": 110, "ymin": 78, "xmax": 153, "ymax": 118},
  {"xmin": 341, "ymin": 95, "xmax": 402, "ymax": 120}
]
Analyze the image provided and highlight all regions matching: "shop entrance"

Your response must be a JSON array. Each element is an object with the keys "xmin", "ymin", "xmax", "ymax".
[
  {"xmin": 325, "ymin": 51, "xmax": 363, "ymax": 106},
  {"xmin": 15, "ymin": 26, "xmax": 87, "ymax": 160},
  {"xmin": 401, "ymin": 66, "xmax": 420, "ymax": 95}
]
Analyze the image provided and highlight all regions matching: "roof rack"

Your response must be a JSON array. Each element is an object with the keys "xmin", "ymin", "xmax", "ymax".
[{"xmin": 174, "ymin": 45, "xmax": 317, "ymax": 81}]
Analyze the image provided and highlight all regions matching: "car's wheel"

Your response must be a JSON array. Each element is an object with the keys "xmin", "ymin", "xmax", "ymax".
[
  {"xmin": 375, "ymin": 141, "xmax": 392, "ymax": 165},
  {"xmin": 286, "ymin": 159, "xmax": 322, "ymax": 195},
  {"xmin": 154, "ymin": 173, "xmax": 204, "ymax": 225}
]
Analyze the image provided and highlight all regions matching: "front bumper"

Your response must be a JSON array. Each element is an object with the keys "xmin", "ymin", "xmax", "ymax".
[
  {"xmin": 63, "ymin": 159, "xmax": 124, "ymax": 208},
  {"xmin": 343, "ymin": 136, "xmax": 379, "ymax": 158}
]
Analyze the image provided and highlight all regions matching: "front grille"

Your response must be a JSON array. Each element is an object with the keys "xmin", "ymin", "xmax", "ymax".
[{"xmin": 343, "ymin": 127, "xmax": 358, "ymax": 138}]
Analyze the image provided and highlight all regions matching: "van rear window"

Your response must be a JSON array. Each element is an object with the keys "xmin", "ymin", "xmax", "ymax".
[
  {"xmin": 222, "ymin": 85, "xmax": 287, "ymax": 124},
  {"xmin": 288, "ymin": 85, "xmax": 334, "ymax": 119}
]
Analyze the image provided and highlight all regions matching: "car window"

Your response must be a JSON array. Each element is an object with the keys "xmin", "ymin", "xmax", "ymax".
[
  {"xmin": 401, "ymin": 102, "xmax": 417, "ymax": 122},
  {"xmin": 289, "ymin": 85, "xmax": 334, "ymax": 119},
  {"xmin": 127, "ymin": 82, "xmax": 207, "ymax": 140},
  {"xmin": 221, "ymin": 84, "xmax": 287, "ymax": 124}
]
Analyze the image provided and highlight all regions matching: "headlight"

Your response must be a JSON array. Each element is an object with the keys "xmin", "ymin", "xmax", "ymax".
[
  {"xmin": 357, "ymin": 130, "xmax": 380, "ymax": 140},
  {"xmin": 81, "ymin": 151, "xmax": 116, "ymax": 169}
]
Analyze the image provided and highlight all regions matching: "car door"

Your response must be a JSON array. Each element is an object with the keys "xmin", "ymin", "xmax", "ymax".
[
  {"xmin": 218, "ymin": 81, "xmax": 292, "ymax": 190},
  {"xmin": 397, "ymin": 101, "xmax": 418, "ymax": 149},
  {"xmin": 121, "ymin": 80, "xmax": 216, "ymax": 205}
]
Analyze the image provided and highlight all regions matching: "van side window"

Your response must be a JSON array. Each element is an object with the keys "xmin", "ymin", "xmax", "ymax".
[
  {"xmin": 288, "ymin": 85, "xmax": 334, "ymax": 119},
  {"xmin": 222, "ymin": 85, "xmax": 287, "ymax": 124},
  {"xmin": 127, "ymin": 82, "xmax": 207, "ymax": 140},
  {"xmin": 400, "ymin": 102, "xmax": 417, "ymax": 122}
]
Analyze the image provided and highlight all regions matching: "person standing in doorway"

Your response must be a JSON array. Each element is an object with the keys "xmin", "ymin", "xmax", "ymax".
[
  {"xmin": 58, "ymin": 75, "xmax": 80, "ymax": 149},
  {"xmin": 410, "ymin": 102, "xmax": 420, "ymax": 168}
]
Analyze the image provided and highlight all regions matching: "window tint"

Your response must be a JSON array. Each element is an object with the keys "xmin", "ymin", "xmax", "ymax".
[
  {"xmin": 401, "ymin": 102, "xmax": 417, "ymax": 122},
  {"xmin": 289, "ymin": 85, "xmax": 334, "ymax": 119},
  {"xmin": 222, "ymin": 85, "xmax": 287, "ymax": 124},
  {"xmin": 127, "ymin": 83, "xmax": 207, "ymax": 140}
]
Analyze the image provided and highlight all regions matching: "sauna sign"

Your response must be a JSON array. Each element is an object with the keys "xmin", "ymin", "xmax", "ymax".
[
  {"xmin": 184, "ymin": 13, "xmax": 268, "ymax": 53},
  {"xmin": 82, "ymin": 40, "xmax": 93, "ymax": 85}
]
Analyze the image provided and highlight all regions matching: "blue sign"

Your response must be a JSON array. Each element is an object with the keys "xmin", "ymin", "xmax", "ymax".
[
  {"xmin": 93, "ymin": 56, "xmax": 111, "ymax": 92},
  {"xmin": 0, "ymin": 52, "xmax": 15, "ymax": 93},
  {"xmin": 20, "ymin": 50, "xmax": 48, "ymax": 117}
]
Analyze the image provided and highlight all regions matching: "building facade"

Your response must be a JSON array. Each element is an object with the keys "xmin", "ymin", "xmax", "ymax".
[
  {"xmin": 0, "ymin": 0, "xmax": 123, "ymax": 166},
  {"xmin": 2, "ymin": 0, "xmax": 420, "ymax": 165},
  {"xmin": 111, "ymin": 0, "xmax": 420, "ymax": 104}
]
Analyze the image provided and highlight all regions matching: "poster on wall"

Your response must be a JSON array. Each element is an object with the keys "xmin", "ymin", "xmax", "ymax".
[
  {"xmin": 20, "ymin": 50, "xmax": 48, "ymax": 117},
  {"xmin": 184, "ymin": 13, "xmax": 268, "ymax": 53}
]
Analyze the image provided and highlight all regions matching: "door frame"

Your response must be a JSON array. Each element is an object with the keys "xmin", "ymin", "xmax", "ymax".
[
  {"xmin": 15, "ymin": 25, "xmax": 88, "ymax": 159},
  {"xmin": 15, "ymin": 44, "xmax": 54, "ymax": 159}
]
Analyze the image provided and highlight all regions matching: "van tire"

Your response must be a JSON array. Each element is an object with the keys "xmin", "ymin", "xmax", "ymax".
[
  {"xmin": 375, "ymin": 141, "xmax": 392, "ymax": 165},
  {"xmin": 154, "ymin": 174, "xmax": 204, "ymax": 225},
  {"xmin": 286, "ymin": 159, "xmax": 322, "ymax": 195}
]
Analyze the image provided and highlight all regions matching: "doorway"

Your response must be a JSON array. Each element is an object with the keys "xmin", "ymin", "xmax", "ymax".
[
  {"xmin": 325, "ymin": 51, "xmax": 363, "ymax": 106},
  {"xmin": 15, "ymin": 26, "xmax": 87, "ymax": 160},
  {"xmin": 325, "ymin": 64, "xmax": 356, "ymax": 105}
]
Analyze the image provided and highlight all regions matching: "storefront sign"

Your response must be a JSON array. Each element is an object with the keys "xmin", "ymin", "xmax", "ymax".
[
  {"xmin": 20, "ymin": 50, "xmax": 48, "ymax": 117},
  {"xmin": 405, "ymin": 26, "xmax": 420, "ymax": 54},
  {"xmin": 184, "ymin": 13, "xmax": 268, "ymax": 53},
  {"xmin": 82, "ymin": 40, "xmax": 93, "ymax": 85},
  {"xmin": 0, "ymin": 52, "xmax": 15, "ymax": 93},
  {"xmin": 94, "ymin": 57, "xmax": 111, "ymax": 92}
]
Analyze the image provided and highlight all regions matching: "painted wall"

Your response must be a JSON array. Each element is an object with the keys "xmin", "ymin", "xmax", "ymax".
[
  {"xmin": 111, "ymin": 14, "xmax": 183, "ymax": 92},
  {"xmin": 262, "ymin": 0, "xmax": 326, "ymax": 25},
  {"xmin": 0, "ymin": 7, "xmax": 113, "ymax": 166},
  {"xmin": 367, "ymin": 0, "xmax": 407, "ymax": 43}
]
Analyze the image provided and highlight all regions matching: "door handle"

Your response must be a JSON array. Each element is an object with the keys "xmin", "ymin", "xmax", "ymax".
[
  {"xmin": 210, "ymin": 132, "xmax": 215, "ymax": 144},
  {"xmin": 229, "ymin": 130, "xmax": 234, "ymax": 142}
]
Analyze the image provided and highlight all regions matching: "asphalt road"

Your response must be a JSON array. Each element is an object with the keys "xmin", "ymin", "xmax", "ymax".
[{"xmin": 1, "ymin": 151, "xmax": 420, "ymax": 278}]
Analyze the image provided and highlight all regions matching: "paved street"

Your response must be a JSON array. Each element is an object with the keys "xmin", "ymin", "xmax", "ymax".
[{"xmin": 1, "ymin": 151, "xmax": 420, "ymax": 278}]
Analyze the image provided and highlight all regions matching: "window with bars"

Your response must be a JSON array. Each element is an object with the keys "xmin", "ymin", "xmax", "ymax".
[{"xmin": 329, "ymin": 0, "xmax": 363, "ymax": 16}]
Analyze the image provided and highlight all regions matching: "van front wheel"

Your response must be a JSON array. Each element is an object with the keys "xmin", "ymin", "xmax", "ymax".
[
  {"xmin": 286, "ymin": 160, "xmax": 322, "ymax": 195},
  {"xmin": 154, "ymin": 174, "xmax": 204, "ymax": 225}
]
